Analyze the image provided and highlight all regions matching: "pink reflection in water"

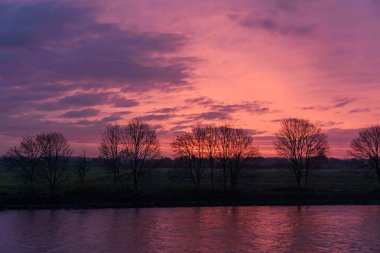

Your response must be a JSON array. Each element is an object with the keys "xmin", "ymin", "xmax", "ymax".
[{"xmin": 1, "ymin": 206, "xmax": 380, "ymax": 252}]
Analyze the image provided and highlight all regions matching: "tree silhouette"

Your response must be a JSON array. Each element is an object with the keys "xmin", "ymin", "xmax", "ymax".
[
  {"xmin": 123, "ymin": 118, "xmax": 160, "ymax": 191},
  {"xmin": 73, "ymin": 150, "xmax": 89, "ymax": 188},
  {"xmin": 171, "ymin": 126, "xmax": 207, "ymax": 190},
  {"xmin": 349, "ymin": 125, "xmax": 380, "ymax": 185},
  {"xmin": 204, "ymin": 126, "xmax": 217, "ymax": 191},
  {"xmin": 217, "ymin": 125, "xmax": 260, "ymax": 192},
  {"xmin": 36, "ymin": 132, "xmax": 73, "ymax": 195},
  {"xmin": 217, "ymin": 125, "xmax": 234, "ymax": 192},
  {"xmin": 274, "ymin": 118, "xmax": 328, "ymax": 189},
  {"xmin": 99, "ymin": 124, "xmax": 124, "ymax": 188},
  {"xmin": 172, "ymin": 125, "xmax": 260, "ymax": 192},
  {"xmin": 4, "ymin": 136, "xmax": 41, "ymax": 194}
]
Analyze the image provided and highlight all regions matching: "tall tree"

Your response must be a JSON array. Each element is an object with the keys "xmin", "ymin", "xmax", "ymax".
[
  {"xmin": 171, "ymin": 132, "xmax": 197, "ymax": 189},
  {"xmin": 216, "ymin": 125, "xmax": 260, "ymax": 192},
  {"xmin": 36, "ymin": 132, "xmax": 73, "ymax": 195},
  {"xmin": 304, "ymin": 125, "xmax": 329, "ymax": 188},
  {"xmin": 73, "ymin": 150, "xmax": 89, "ymax": 188},
  {"xmin": 99, "ymin": 124, "xmax": 124, "ymax": 188},
  {"xmin": 4, "ymin": 136, "xmax": 41, "ymax": 193},
  {"xmin": 349, "ymin": 125, "xmax": 380, "ymax": 185},
  {"xmin": 204, "ymin": 126, "xmax": 217, "ymax": 191},
  {"xmin": 228, "ymin": 128, "xmax": 260, "ymax": 192},
  {"xmin": 123, "ymin": 119, "xmax": 160, "ymax": 191},
  {"xmin": 217, "ymin": 125, "xmax": 234, "ymax": 193},
  {"xmin": 274, "ymin": 118, "xmax": 328, "ymax": 189},
  {"xmin": 171, "ymin": 127, "xmax": 207, "ymax": 190}
]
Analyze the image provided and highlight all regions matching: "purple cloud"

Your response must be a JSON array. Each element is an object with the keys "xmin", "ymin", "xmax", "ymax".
[
  {"xmin": 150, "ymin": 107, "xmax": 186, "ymax": 114},
  {"xmin": 185, "ymin": 97, "xmax": 271, "ymax": 115},
  {"xmin": 192, "ymin": 111, "xmax": 232, "ymax": 121},
  {"xmin": 333, "ymin": 98, "xmax": 356, "ymax": 108},
  {"xmin": 0, "ymin": 0, "xmax": 198, "ymax": 135},
  {"xmin": 211, "ymin": 102, "xmax": 270, "ymax": 114},
  {"xmin": 137, "ymin": 114, "xmax": 176, "ymax": 121},
  {"xmin": 59, "ymin": 93, "xmax": 111, "ymax": 107},
  {"xmin": 0, "ymin": 1, "xmax": 194, "ymax": 90},
  {"xmin": 184, "ymin": 97, "xmax": 214, "ymax": 106},
  {"xmin": 112, "ymin": 97, "xmax": 140, "ymax": 108},
  {"xmin": 239, "ymin": 18, "xmax": 315, "ymax": 37},
  {"xmin": 61, "ymin": 109, "xmax": 100, "ymax": 118},
  {"xmin": 348, "ymin": 108, "xmax": 371, "ymax": 114},
  {"xmin": 302, "ymin": 98, "xmax": 355, "ymax": 111}
]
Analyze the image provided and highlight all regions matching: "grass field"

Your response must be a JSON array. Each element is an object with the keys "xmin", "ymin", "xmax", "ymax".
[{"xmin": 0, "ymin": 161, "xmax": 378, "ymax": 195}]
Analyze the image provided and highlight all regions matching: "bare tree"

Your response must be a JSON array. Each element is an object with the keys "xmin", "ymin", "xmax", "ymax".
[
  {"xmin": 73, "ymin": 150, "xmax": 89, "ymax": 188},
  {"xmin": 123, "ymin": 119, "xmax": 160, "ymax": 191},
  {"xmin": 216, "ymin": 125, "xmax": 260, "ymax": 192},
  {"xmin": 217, "ymin": 125, "xmax": 234, "ymax": 192},
  {"xmin": 171, "ymin": 126, "xmax": 207, "ymax": 190},
  {"xmin": 349, "ymin": 125, "xmax": 380, "ymax": 185},
  {"xmin": 228, "ymin": 128, "xmax": 260, "ymax": 192},
  {"xmin": 36, "ymin": 132, "xmax": 73, "ymax": 195},
  {"xmin": 99, "ymin": 124, "xmax": 124, "ymax": 188},
  {"xmin": 191, "ymin": 126, "xmax": 207, "ymax": 189},
  {"xmin": 304, "ymin": 125, "xmax": 329, "ymax": 188},
  {"xmin": 274, "ymin": 118, "xmax": 328, "ymax": 189},
  {"xmin": 204, "ymin": 126, "xmax": 217, "ymax": 191},
  {"xmin": 4, "ymin": 136, "xmax": 41, "ymax": 193},
  {"xmin": 171, "ymin": 132, "xmax": 197, "ymax": 188}
]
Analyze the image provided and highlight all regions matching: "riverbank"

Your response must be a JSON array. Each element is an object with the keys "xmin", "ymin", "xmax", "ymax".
[
  {"xmin": 1, "ymin": 164, "xmax": 380, "ymax": 210},
  {"xmin": 1, "ymin": 191, "xmax": 380, "ymax": 210}
]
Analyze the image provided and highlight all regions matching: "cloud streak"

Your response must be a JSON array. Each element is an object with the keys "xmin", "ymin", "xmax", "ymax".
[
  {"xmin": 236, "ymin": 17, "xmax": 315, "ymax": 37},
  {"xmin": 302, "ymin": 98, "xmax": 356, "ymax": 111}
]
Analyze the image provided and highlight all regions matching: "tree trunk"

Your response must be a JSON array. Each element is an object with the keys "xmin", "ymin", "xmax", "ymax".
[
  {"xmin": 30, "ymin": 179, "xmax": 35, "ymax": 195},
  {"xmin": 230, "ymin": 178, "xmax": 236, "ymax": 193},
  {"xmin": 113, "ymin": 170, "xmax": 118, "ymax": 188},
  {"xmin": 196, "ymin": 178, "xmax": 201, "ymax": 190},
  {"xmin": 376, "ymin": 168, "xmax": 380, "ymax": 186},
  {"xmin": 230, "ymin": 170, "xmax": 238, "ymax": 193},
  {"xmin": 296, "ymin": 175, "xmax": 301, "ymax": 190},
  {"xmin": 304, "ymin": 168, "xmax": 309, "ymax": 189},
  {"xmin": 293, "ymin": 161, "xmax": 302, "ymax": 190},
  {"xmin": 304, "ymin": 158, "xmax": 310, "ymax": 189},
  {"xmin": 133, "ymin": 168, "xmax": 138, "ymax": 191},
  {"xmin": 50, "ymin": 182, "xmax": 55, "ymax": 195},
  {"xmin": 295, "ymin": 166, "xmax": 301, "ymax": 190},
  {"xmin": 223, "ymin": 166, "xmax": 227, "ymax": 193},
  {"xmin": 210, "ymin": 158, "xmax": 214, "ymax": 191}
]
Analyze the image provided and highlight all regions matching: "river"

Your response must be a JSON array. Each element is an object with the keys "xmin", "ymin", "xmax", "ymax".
[{"xmin": 1, "ymin": 206, "xmax": 380, "ymax": 252}]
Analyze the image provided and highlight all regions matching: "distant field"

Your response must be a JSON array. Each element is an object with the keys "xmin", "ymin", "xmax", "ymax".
[{"xmin": 0, "ymin": 162, "xmax": 378, "ymax": 194}]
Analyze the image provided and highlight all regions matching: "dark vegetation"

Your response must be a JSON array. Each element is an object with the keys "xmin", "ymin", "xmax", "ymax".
[{"xmin": 1, "ymin": 118, "xmax": 380, "ymax": 209}]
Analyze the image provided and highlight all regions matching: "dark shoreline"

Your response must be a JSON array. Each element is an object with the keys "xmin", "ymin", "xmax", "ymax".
[{"xmin": 2, "ymin": 191, "xmax": 380, "ymax": 210}]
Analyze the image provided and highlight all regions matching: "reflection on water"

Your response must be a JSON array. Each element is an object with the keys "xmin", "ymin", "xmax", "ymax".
[{"xmin": 1, "ymin": 206, "xmax": 380, "ymax": 252}]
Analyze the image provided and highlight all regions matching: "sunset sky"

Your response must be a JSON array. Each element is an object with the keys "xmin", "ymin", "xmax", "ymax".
[{"xmin": 1, "ymin": 0, "xmax": 380, "ymax": 157}]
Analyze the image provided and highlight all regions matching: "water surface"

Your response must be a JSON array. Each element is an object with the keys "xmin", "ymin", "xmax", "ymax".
[{"xmin": 1, "ymin": 206, "xmax": 380, "ymax": 252}]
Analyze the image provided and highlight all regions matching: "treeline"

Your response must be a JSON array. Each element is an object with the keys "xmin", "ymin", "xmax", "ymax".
[
  {"xmin": 2, "ymin": 117, "xmax": 380, "ymax": 195},
  {"xmin": 171, "ymin": 125, "xmax": 259, "ymax": 192}
]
